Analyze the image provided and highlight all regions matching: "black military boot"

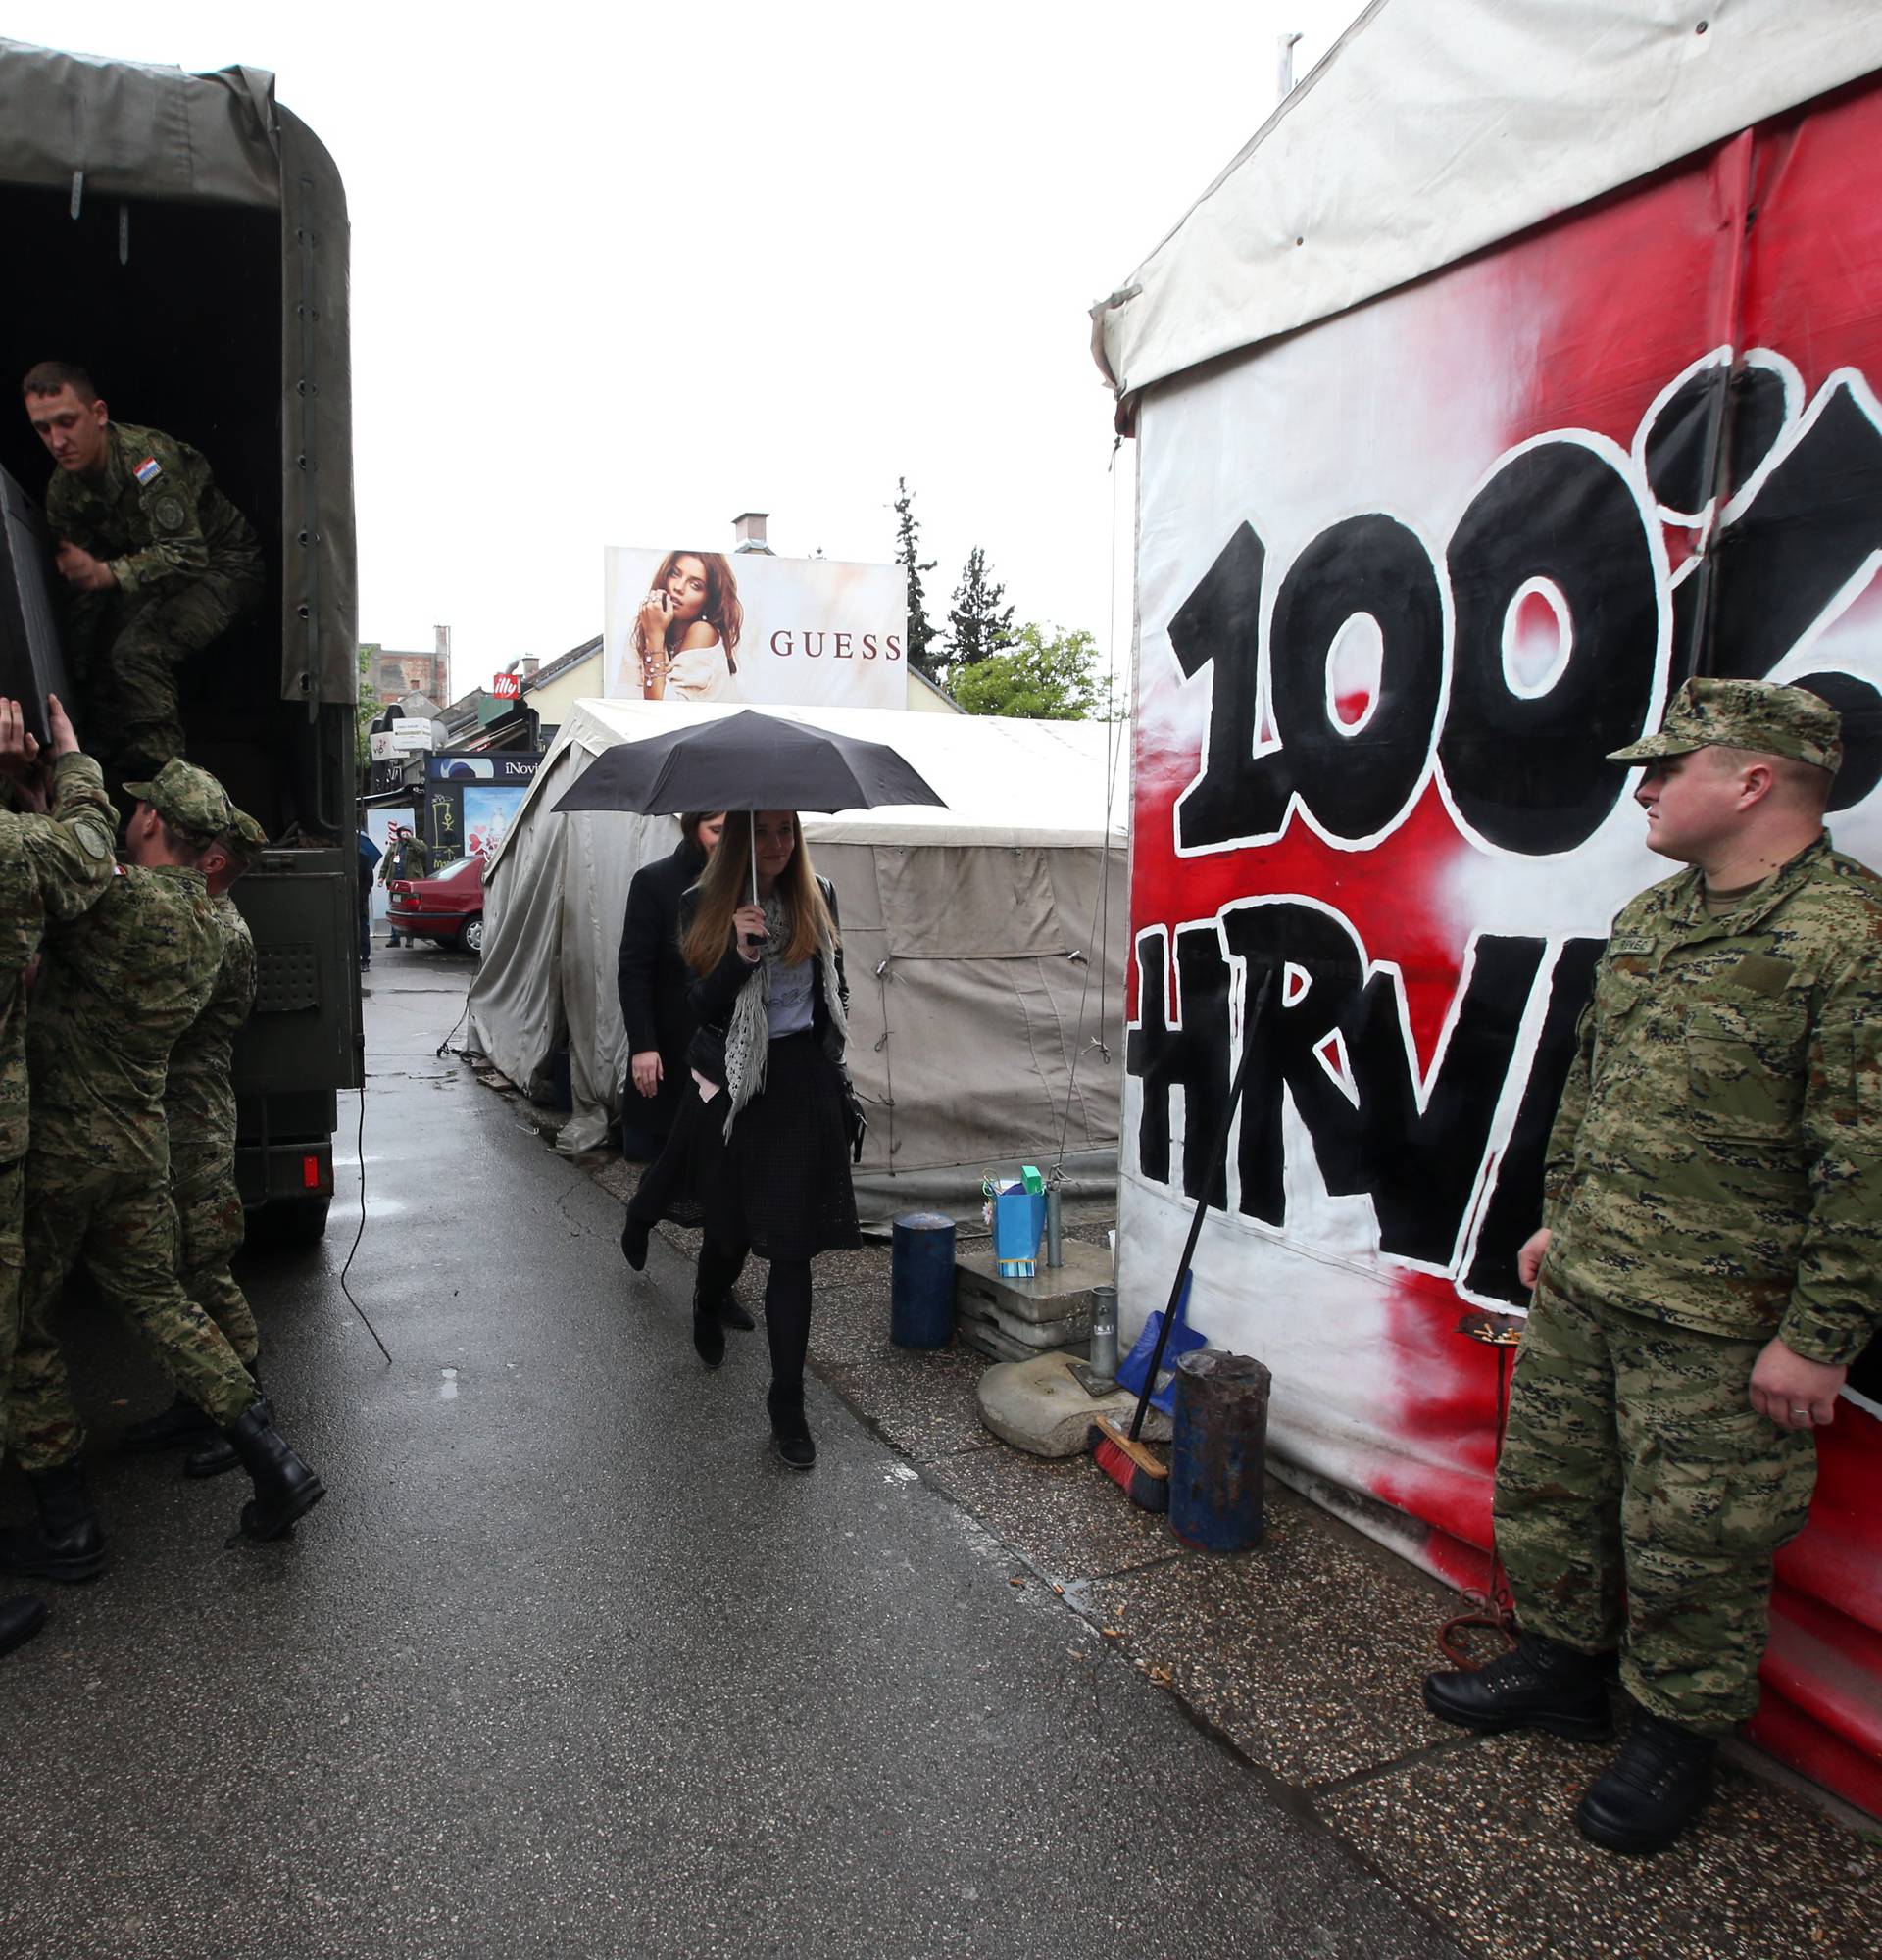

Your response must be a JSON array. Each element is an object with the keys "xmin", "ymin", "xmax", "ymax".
[
  {"xmin": 1, "ymin": 1593, "xmax": 48, "ymax": 1658},
  {"xmin": 1575, "ymin": 1706, "xmax": 1716, "ymax": 1854},
  {"xmin": 767, "ymin": 1383, "xmax": 816, "ymax": 1471},
  {"xmin": 1423, "ymin": 1632, "xmax": 1613, "ymax": 1740},
  {"xmin": 0, "ymin": 1461, "xmax": 107, "ymax": 1583},
  {"xmin": 120, "ymin": 1393, "xmax": 216, "ymax": 1453},
  {"xmin": 184, "ymin": 1389, "xmax": 269, "ymax": 1481},
  {"xmin": 222, "ymin": 1403, "xmax": 325, "ymax": 1542}
]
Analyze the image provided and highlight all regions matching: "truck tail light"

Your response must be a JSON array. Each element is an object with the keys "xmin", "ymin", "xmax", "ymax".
[{"xmin": 302, "ymin": 1154, "xmax": 322, "ymax": 1189}]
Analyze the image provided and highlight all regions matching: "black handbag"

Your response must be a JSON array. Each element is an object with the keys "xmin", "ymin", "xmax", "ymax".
[{"xmin": 840, "ymin": 1075, "xmax": 868, "ymax": 1163}]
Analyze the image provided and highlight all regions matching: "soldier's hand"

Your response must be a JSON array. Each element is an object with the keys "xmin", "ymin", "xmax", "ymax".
[
  {"xmin": 1516, "ymin": 1227, "xmax": 1552, "ymax": 1289},
  {"xmin": 54, "ymin": 541, "xmax": 117, "ymax": 591},
  {"xmin": 1749, "ymin": 1336, "xmax": 1845, "ymax": 1431},
  {"xmin": 0, "ymin": 697, "xmax": 35, "ymax": 775},
  {"xmin": 45, "ymin": 694, "xmax": 80, "ymax": 760}
]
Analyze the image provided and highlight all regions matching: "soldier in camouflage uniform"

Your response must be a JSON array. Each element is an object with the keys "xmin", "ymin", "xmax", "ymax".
[
  {"xmin": 0, "ymin": 761, "xmax": 323, "ymax": 1575},
  {"xmin": 120, "ymin": 800, "xmax": 270, "ymax": 1480},
  {"xmin": 1425, "ymin": 678, "xmax": 1882, "ymax": 1855},
  {"xmin": 21, "ymin": 360, "xmax": 264, "ymax": 799},
  {"xmin": 0, "ymin": 694, "xmax": 117, "ymax": 1660}
]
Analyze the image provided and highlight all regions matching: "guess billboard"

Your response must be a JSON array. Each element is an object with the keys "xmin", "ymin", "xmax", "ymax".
[{"xmin": 1123, "ymin": 84, "xmax": 1882, "ymax": 1810}]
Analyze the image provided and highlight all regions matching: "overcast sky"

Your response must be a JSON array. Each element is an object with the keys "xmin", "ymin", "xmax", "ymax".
[{"xmin": 10, "ymin": 1, "xmax": 1365, "ymax": 685}]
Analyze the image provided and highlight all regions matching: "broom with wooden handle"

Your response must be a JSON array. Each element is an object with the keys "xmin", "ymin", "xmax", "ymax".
[{"xmin": 1090, "ymin": 968, "xmax": 1273, "ymax": 1511}]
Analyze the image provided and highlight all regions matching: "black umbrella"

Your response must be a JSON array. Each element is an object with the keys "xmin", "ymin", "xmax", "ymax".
[{"xmin": 553, "ymin": 709, "xmax": 948, "ymax": 900}]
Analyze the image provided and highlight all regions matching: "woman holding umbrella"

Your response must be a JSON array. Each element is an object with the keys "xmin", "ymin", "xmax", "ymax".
[{"xmin": 663, "ymin": 809, "xmax": 860, "ymax": 1466}]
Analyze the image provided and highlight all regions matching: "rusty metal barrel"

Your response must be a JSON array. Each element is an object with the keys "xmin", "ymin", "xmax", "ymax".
[{"xmin": 1168, "ymin": 1349, "xmax": 1272, "ymax": 1552}]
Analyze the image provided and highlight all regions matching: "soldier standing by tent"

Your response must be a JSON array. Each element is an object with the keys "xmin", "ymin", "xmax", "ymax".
[
  {"xmin": 1423, "ymin": 679, "xmax": 1882, "ymax": 1855},
  {"xmin": 21, "ymin": 362, "xmax": 264, "ymax": 802},
  {"xmin": 0, "ymin": 694, "xmax": 117, "ymax": 1660},
  {"xmin": 121, "ymin": 797, "xmax": 271, "ymax": 1479},
  {"xmin": 0, "ymin": 760, "xmax": 323, "ymax": 1576}
]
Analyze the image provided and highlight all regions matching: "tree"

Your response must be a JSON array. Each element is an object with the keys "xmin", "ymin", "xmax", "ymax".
[
  {"xmin": 893, "ymin": 477, "xmax": 940, "ymax": 680},
  {"xmin": 949, "ymin": 623, "xmax": 1114, "ymax": 721},
  {"xmin": 944, "ymin": 546, "xmax": 1015, "ymax": 668},
  {"xmin": 356, "ymin": 643, "xmax": 384, "ymax": 769}
]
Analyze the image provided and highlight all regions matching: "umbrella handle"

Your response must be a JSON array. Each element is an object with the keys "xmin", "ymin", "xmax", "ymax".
[{"xmin": 750, "ymin": 810, "xmax": 757, "ymax": 906}]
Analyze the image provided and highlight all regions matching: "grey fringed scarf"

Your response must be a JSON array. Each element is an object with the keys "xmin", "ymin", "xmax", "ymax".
[{"xmin": 718, "ymin": 891, "xmax": 848, "ymax": 1140}]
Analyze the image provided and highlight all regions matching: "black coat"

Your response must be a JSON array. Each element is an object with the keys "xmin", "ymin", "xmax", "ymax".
[{"xmin": 616, "ymin": 835, "xmax": 710, "ymax": 1069}]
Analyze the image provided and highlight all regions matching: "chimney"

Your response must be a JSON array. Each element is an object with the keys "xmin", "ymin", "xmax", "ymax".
[
  {"xmin": 518, "ymin": 656, "xmax": 540, "ymax": 681},
  {"xmin": 433, "ymin": 623, "xmax": 452, "ymax": 704},
  {"xmin": 731, "ymin": 511, "xmax": 773, "ymax": 555}
]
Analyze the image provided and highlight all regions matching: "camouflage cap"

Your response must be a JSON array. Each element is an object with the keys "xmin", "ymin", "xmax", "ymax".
[
  {"xmin": 121, "ymin": 759, "xmax": 234, "ymax": 847},
  {"xmin": 1608, "ymin": 677, "xmax": 1843, "ymax": 773},
  {"xmin": 222, "ymin": 804, "xmax": 270, "ymax": 859}
]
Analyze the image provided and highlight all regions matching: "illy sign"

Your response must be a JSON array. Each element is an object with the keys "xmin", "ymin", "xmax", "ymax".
[{"xmin": 491, "ymin": 673, "xmax": 521, "ymax": 700}]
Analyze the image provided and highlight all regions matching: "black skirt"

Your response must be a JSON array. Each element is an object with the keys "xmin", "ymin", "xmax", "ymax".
[{"xmin": 629, "ymin": 1029, "xmax": 861, "ymax": 1263}]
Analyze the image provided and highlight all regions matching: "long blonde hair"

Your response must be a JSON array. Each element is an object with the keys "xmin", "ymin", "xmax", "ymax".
[{"xmin": 682, "ymin": 812, "xmax": 837, "ymax": 974}]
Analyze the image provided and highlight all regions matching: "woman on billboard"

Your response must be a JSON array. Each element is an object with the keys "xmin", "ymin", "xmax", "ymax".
[{"xmin": 634, "ymin": 551, "xmax": 744, "ymax": 702}]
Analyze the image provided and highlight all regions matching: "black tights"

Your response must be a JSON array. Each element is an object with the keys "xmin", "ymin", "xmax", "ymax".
[{"xmin": 694, "ymin": 1242, "xmax": 812, "ymax": 1392}]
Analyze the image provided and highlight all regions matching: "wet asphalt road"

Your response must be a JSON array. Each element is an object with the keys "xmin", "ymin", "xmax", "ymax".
[{"xmin": 0, "ymin": 950, "xmax": 1461, "ymax": 1960}]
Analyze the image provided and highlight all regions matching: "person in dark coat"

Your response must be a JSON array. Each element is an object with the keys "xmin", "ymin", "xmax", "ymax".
[
  {"xmin": 625, "ymin": 809, "xmax": 863, "ymax": 1470},
  {"xmin": 615, "ymin": 811, "xmax": 724, "ymax": 1161}
]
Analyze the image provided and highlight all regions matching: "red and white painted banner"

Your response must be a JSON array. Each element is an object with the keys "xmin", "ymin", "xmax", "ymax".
[{"xmin": 1123, "ymin": 79, "xmax": 1882, "ymax": 1814}]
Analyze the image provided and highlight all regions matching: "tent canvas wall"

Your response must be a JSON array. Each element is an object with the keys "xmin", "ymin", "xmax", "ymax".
[
  {"xmin": 468, "ymin": 699, "xmax": 1127, "ymax": 1211},
  {"xmin": 1102, "ymin": 2, "xmax": 1882, "ymax": 1815}
]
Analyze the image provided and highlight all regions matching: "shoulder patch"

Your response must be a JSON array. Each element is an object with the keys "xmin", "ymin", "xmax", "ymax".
[
  {"xmin": 79, "ymin": 825, "xmax": 112, "ymax": 861},
  {"xmin": 151, "ymin": 492, "xmax": 188, "ymax": 533},
  {"xmin": 133, "ymin": 456, "xmax": 163, "ymax": 485}
]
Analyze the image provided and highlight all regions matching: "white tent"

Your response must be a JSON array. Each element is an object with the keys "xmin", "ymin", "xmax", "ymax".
[
  {"xmin": 467, "ymin": 699, "xmax": 1129, "ymax": 1213},
  {"xmin": 1093, "ymin": 0, "xmax": 1882, "ymax": 413}
]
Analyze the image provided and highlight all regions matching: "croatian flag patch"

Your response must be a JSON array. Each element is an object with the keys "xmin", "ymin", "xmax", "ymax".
[{"xmin": 133, "ymin": 456, "xmax": 162, "ymax": 484}]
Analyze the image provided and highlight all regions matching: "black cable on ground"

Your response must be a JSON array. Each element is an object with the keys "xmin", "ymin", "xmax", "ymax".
[{"xmin": 336, "ymin": 1076, "xmax": 392, "ymax": 1365}]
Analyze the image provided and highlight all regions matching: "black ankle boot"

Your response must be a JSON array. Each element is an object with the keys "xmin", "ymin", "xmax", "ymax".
[
  {"xmin": 1423, "ymin": 1632, "xmax": 1613, "ymax": 1740},
  {"xmin": 120, "ymin": 1393, "xmax": 216, "ymax": 1453},
  {"xmin": 692, "ymin": 1306, "xmax": 726, "ymax": 1370},
  {"xmin": 223, "ymin": 1402, "xmax": 325, "ymax": 1542},
  {"xmin": 694, "ymin": 1275, "xmax": 755, "ymax": 1333},
  {"xmin": 620, "ymin": 1212, "xmax": 651, "ymax": 1271},
  {"xmin": 185, "ymin": 1392, "xmax": 269, "ymax": 1481},
  {"xmin": 0, "ymin": 1461, "xmax": 107, "ymax": 1583},
  {"xmin": 1, "ymin": 1593, "xmax": 48, "ymax": 1658},
  {"xmin": 1575, "ymin": 1706, "xmax": 1716, "ymax": 1854},
  {"xmin": 767, "ymin": 1384, "xmax": 816, "ymax": 1470}
]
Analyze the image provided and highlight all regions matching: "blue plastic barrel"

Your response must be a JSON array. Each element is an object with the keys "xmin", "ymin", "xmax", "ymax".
[
  {"xmin": 1169, "ymin": 1349, "xmax": 1272, "ymax": 1552},
  {"xmin": 891, "ymin": 1211, "xmax": 958, "ymax": 1348}
]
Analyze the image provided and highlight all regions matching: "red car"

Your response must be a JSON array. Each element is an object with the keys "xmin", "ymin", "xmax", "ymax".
[{"xmin": 386, "ymin": 854, "xmax": 485, "ymax": 955}]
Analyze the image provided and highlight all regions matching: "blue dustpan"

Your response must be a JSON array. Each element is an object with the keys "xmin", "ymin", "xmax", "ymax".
[{"xmin": 1114, "ymin": 1273, "xmax": 1205, "ymax": 1416}]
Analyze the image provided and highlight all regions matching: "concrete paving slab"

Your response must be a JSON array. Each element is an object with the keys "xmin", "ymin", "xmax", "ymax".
[
  {"xmin": 1318, "ymin": 1725, "xmax": 1882, "ymax": 1960},
  {"xmin": 925, "ymin": 1439, "xmax": 1180, "ymax": 1586},
  {"xmin": 955, "ymin": 1238, "xmax": 1112, "ymax": 1326},
  {"xmin": 819, "ymin": 1344, "xmax": 994, "ymax": 1465},
  {"xmin": 1075, "ymin": 1484, "xmax": 1463, "ymax": 1787}
]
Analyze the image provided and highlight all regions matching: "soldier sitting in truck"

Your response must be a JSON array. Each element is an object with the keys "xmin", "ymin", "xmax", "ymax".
[{"xmin": 20, "ymin": 360, "xmax": 265, "ymax": 807}]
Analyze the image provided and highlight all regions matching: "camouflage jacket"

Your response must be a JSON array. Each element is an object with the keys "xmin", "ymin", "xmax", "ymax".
[
  {"xmin": 29, "ymin": 860, "xmax": 221, "ymax": 1171},
  {"xmin": 46, "ymin": 419, "xmax": 261, "ymax": 602},
  {"xmin": 1542, "ymin": 834, "xmax": 1882, "ymax": 1367},
  {"xmin": 165, "ymin": 892, "xmax": 257, "ymax": 1186},
  {"xmin": 0, "ymin": 756, "xmax": 118, "ymax": 1163}
]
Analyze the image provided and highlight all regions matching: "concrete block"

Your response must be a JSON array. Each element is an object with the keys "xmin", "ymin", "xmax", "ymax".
[
  {"xmin": 954, "ymin": 1287, "xmax": 1091, "ymax": 1351},
  {"xmin": 977, "ymin": 1349, "xmax": 1173, "ymax": 1459},
  {"xmin": 955, "ymin": 1239, "xmax": 1113, "ymax": 1328}
]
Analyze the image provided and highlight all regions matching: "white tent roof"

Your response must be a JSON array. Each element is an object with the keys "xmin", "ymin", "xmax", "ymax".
[
  {"xmin": 469, "ymin": 700, "xmax": 1131, "ymax": 1205},
  {"xmin": 489, "ymin": 697, "xmax": 1129, "ymax": 861},
  {"xmin": 1094, "ymin": 0, "xmax": 1882, "ymax": 408}
]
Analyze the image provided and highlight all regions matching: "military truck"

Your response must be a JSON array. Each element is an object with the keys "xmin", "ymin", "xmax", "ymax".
[{"xmin": 0, "ymin": 40, "xmax": 362, "ymax": 1240}]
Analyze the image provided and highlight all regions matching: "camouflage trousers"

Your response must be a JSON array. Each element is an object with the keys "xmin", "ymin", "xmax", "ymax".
[
  {"xmin": 173, "ymin": 1165, "xmax": 258, "ymax": 1369},
  {"xmin": 1494, "ymin": 1269, "xmax": 1818, "ymax": 1734},
  {"xmin": 66, "ymin": 563, "xmax": 264, "ymax": 790},
  {"xmin": 5, "ymin": 1149, "xmax": 258, "ymax": 1472},
  {"xmin": 0, "ymin": 1159, "xmax": 22, "ymax": 1458}
]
